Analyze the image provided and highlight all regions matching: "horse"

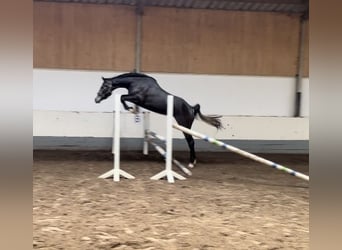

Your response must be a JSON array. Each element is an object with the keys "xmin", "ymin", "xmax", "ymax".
[{"xmin": 95, "ymin": 72, "xmax": 223, "ymax": 168}]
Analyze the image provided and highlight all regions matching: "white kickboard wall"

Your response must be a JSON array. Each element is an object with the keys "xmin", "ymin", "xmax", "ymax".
[{"xmin": 33, "ymin": 69, "xmax": 309, "ymax": 141}]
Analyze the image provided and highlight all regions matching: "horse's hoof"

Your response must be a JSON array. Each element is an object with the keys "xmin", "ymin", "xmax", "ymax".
[
  {"xmin": 188, "ymin": 160, "xmax": 197, "ymax": 168},
  {"xmin": 128, "ymin": 107, "xmax": 137, "ymax": 114}
]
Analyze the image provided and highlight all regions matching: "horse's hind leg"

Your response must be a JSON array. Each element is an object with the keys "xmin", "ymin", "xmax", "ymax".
[
  {"xmin": 183, "ymin": 133, "xmax": 197, "ymax": 168},
  {"xmin": 174, "ymin": 113, "xmax": 196, "ymax": 168}
]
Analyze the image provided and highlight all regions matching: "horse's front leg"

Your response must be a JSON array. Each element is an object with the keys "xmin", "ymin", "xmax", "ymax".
[
  {"xmin": 120, "ymin": 94, "xmax": 140, "ymax": 113},
  {"xmin": 183, "ymin": 133, "xmax": 197, "ymax": 168}
]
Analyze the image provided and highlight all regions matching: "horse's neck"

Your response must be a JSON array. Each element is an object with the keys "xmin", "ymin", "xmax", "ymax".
[{"xmin": 111, "ymin": 78, "xmax": 131, "ymax": 89}]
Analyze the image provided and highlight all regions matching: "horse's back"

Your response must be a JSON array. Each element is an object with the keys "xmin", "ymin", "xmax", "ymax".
[
  {"xmin": 115, "ymin": 72, "xmax": 155, "ymax": 80},
  {"xmin": 119, "ymin": 73, "xmax": 194, "ymax": 118}
]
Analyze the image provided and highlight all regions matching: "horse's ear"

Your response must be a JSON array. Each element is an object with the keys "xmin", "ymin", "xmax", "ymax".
[{"xmin": 101, "ymin": 76, "xmax": 105, "ymax": 81}]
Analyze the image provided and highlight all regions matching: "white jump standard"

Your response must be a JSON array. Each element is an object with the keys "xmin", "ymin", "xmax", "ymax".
[
  {"xmin": 150, "ymin": 95, "xmax": 186, "ymax": 183},
  {"xmin": 98, "ymin": 94, "xmax": 135, "ymax": 182},
  {"xmin": 147, "ymin": 132, "xmax": 192, "ymax": 176}
]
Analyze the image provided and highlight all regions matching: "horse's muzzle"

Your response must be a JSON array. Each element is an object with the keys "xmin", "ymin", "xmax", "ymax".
[{"xmin": 95, "ymin": 96, "xmax": 102, "ymax": 103}]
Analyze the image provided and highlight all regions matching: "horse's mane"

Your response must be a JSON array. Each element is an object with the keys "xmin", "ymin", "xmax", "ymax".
[{"xmin": 114, "ymin": 72, "xmax": 156, "ymax": 80}]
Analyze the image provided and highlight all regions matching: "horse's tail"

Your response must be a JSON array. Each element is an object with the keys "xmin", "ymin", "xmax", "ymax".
[{"xmin": 193, "ymin": 104, "xmax": 223, "ymax": 130}]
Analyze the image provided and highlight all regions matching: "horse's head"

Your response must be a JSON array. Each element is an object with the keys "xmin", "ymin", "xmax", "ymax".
[{"xmin": 95, "ymin": 77, "xmax": 113, "ymax": 103}]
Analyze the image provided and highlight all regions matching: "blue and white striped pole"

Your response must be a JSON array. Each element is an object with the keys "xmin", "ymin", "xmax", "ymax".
[{"xmin": 173, "ymin": 124, "xmax": 309, "ymax": 181}]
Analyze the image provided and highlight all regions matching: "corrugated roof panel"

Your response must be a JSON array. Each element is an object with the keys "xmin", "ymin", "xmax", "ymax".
[
  {"xmin": 242, "ymin": 2, "xmax": 253, "ymax": 11},
  {"xmin": 290, "ymin": 4, "xmax": 302, "ymax": 12},
  {"xmin": 34, "ymin": 0, "xmax": 309, "ymax": 14},
  {"xmin": 175, "ymin": 0, "xmax": 184, "ymax": 7},
  {"xmin": 162, "ymin": 0, "xmax": 170, "ymax": 7},
  {"xmin": 275, "ymin": 3, "xmax": 286, "ymax": 11},
  {"xmin": 284, "ymin": 4, "xmax": 294, "ymax": 12},
  {"xmin": 192, "ymin": 0, "xmax": 202, "ymax": 8},
  {"xmin": 162, "ymin": 0, "xmax": 169, "ymax": 5},
  {"xmin": 209, "ymin": 0, "xmax": 219, "ymax": 9},
  {"xmin": 200, "ymin": 0, "xmax": 212, "ymax": 9},
  {"xmin": 228, "ymin": 1, "xmax": 236, "ymax": 10},
  {"xmin": 226, "ymin": 1, "xmax": 237, "ymax": 9},
  {"xmin": 166, "ymin": 0, "xmax": 176, "ymax": 7},
  {"xmin": 235, "ymin": 2, "xmax": 245, "ymax": 10},
  {"xmin": 150, "ymin": 0, "xmax": 157, "ymax": 5},
  {"xmin": 268, "ymin": 3, "xmax": 279, "ymax": 11},
  {"xmin": 217, "ymin": 0, "xmax": 227, "ymax": 9},
  {"xmin": 256, "ymin": 3, "xmax": 268, "ymax": 11},
  {"xmin": 184, "ymin": 0, "xmax": 194, "ymax": 8},
  {"xmin": 250, "ymin": 3, "xmax": 261, "ymax": 11}
]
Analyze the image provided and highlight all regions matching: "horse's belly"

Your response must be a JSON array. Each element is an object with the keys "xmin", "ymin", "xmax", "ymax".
[{"xmin": 141, "ymin": 96, "xmax": 168, "ymax": 115}]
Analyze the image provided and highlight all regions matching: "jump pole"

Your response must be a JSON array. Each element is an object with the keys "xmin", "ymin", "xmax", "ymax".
[
  {"xmin": 150, "ymin": 95, "xmax": 186, "ymax": 183},
  {"xmin": 173, "ymin": 124, "xmax": 309, "ymax": 182},
  {"xmin": 98, "ymin": 94, "xmax": 135, "ymax": 181}
]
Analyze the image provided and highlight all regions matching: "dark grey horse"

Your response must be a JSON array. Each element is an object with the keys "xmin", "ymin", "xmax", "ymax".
[{"xmin": 95, "ymin": 72, "xmax": 223, "ymax": 167}]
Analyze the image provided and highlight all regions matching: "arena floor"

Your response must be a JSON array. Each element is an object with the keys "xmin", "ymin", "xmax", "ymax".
[{"xmin": 33, "ymin": 150, "xmax": 309, "ymax": 250}]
